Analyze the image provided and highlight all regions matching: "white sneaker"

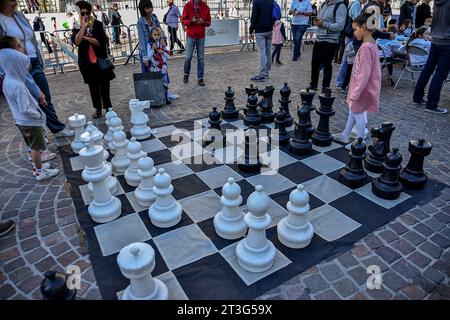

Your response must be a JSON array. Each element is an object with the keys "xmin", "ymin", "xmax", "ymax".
[
  {"xmin": 332, "ymin": 133, "xmax": 350, "ymax": 144},
  {"xmin": 35, "ymin": 168, "xmax": 59, "ymax": 181},
  {"xmin": 54, "ymin": 128, "xmax": 74, "ymax": 137},
  {"xmin": 32, "ymin": 163, "xmax": 51, "ymax": 176},
  {"xmin": 167, "ymin": 91, "xmax": 179, "ymax": 101}
]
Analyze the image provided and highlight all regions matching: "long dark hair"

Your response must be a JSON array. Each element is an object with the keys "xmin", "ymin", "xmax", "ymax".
[
  {"xmin": 353, "ymin": 11, "xmax": 377, "ymax": 30},
  {"xmin": 406, "ymin": 26, "xmax": 428, "ymax": 47},
  {"xmin": 138, "ymin": 0, "xmax": 153, "ymax": 17}
]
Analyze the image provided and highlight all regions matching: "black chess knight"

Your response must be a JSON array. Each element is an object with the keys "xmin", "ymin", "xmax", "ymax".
[
  {"xmin": 399, "ymin": 139, "xmax": 433, "ymax": 189},
  {"xmin": 41, "ymin": 270, "xmax": 77, "ymax": 300},
  {"xmin": 221, "ymin": 86, "xmax": 239, "ymax": 120},
  {"xmin": 274, "ymin": 107, "xmax": 291, "ymax": 146},
  {"xmin": 364, "ymin": 122, "xmax": 395, "ymax": 173},
  {"xmin": 244, "ymin": 84, "xmax": 259, "ymax": 115},
  {"xmin": 312, "ymin": 88, "xmax": 335, "ymax": 146},
  {"xmin": 279, "ymin": 83, "xmax": 293, "ymax": 128},
  {"xmin": 258, "ymin": 86, "xmax": 275, "ymax": 123},
  {"xmin": 372, "ymin": 147, "xmax": 403, "ymax": 200},
  {"xmin": 300, "ymin": 87, "xmax": 316, "ymax": 139},
  {"xmin": 238, "ymin": 125, "xmax": 262, "ymax": 173},
  {"xmin": 244, "ymin": 94, "xmax": 262, "ymax": 127},
  {"xmin": 339, "ymin": 138, "xmax": 368, "ymax": 188},
  {"xmin": 289, "ymin": 101, "xmax": 312, "ymax": 155}
]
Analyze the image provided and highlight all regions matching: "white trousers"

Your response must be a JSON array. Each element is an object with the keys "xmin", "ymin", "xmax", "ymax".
[{"xmin": 342, "ymin": 111, "xmax": 367, "ymax": 140}]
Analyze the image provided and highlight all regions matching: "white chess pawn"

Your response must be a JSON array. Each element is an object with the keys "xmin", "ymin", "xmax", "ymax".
[
  {"xmin": 129, "ymin": 99, "xmax": 151, "ymax": 140},
  {"xmin": 68, "ymin": 113, "xmax": 86, "ymax": 154},
  {"xmin": 111, "ymin": 131, "xmax": 130, "ymax": 174},
  {"xmin": 80, "ymin": 131, "xmax": 121, "ymax": 223},
  {"xmin": 117, "ymin": 242, "xmax": 169, "ymax": 300},
  {"xmin": 214, "ymin": 177, "xmax": 247, "ymax": 240},
  {"xmin": 277, "ymin": 184, "xmax": 314, "ymax": 249},
  {"xmin": 236, "ymin": 185, "xmax": 276, "ymax": 273},
  {"xmin": 104, "ymin": 108, "xmax": 118, "ymax": 149},
  {"xmin": 108, "ymin": 116, "xmax": 124, "ymax": 154},
  {"xmin": 148, "ymin": 168, "xmax": 182, "ymax": 228},
  {"xmin": 134, "ymin": 157, "xmax": 157, "ymax": 207},
  {"xmin": 125, "ymin": 137, "xmax": 146, "ymax": 187}
]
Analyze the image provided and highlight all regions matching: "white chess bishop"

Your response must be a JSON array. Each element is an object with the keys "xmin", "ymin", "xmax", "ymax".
[
  {"xmin": 117, "ymin": 242, "xmax": 169, "ymax": 300},
  {"xmin": 111, "ymin": 131, "xmax": 130, "ymax": 174},
  {"xmin": 80, "ymin": 131, "xmax": 121, "ymax": 223},
  {"xmin": 104, "ymin": 108, "xmax": 118, "ymax": 149},
  {"xmin": 214, "ymin": 178, "xmax": 247, "ymax": 240},
  {"xmin": 134, "ymin": 157, "xmax": 157, "ymax": 207},
  {"xmin": 124, "ymin": 137, "xmax": 146, "ymax": 186},
  {"xmin": 107, "ymin": 116, "xmax": 124, "ymax": 154},
  {"xmin": 129, "ymin": 99, "xmax": 152, "ymax": 140},
  {"xmin": 68, "ymin": 113, "xmax": 86, "ymax": 154},
  {"xmin": 236, "ymin": 185, "xmax": 276, "ymax": 273},
  {"xmin": 148, "ymin": 168, "xmax": 182, "ymax": 228},
  {"xmin": 277, "ymin": 184, "xmax": 314, "ymax": 249}
]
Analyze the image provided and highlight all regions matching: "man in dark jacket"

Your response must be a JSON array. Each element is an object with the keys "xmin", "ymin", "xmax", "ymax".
[
  {"xmin": 415, "ymin": 0, "xmax": 431, "ymax": 27},
  {"xmin": 33, "ymin": 11, "xmax": 53, "ymax": 53},
  {"xmin": 413, "ymin": 0, "xmax": 450, "ymax": 114},
  {"xmin": 249, "ymin": 0, "xmax": 274, "ymax": 82},
  {"xmin": 398, "ymin": 0, "xmax": 417, "ymax": 26}
]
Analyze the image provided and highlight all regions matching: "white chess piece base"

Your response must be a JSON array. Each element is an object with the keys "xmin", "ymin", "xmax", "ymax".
[
  {"xmin": 122, "ymin": 278, "xmax": 169, "ymax": 300},
  {"xmin": 277, "ymin": 219, "xmax": 314, "ymax": 249},
  {"xmin": 88, "ymin": 196, "xmax": 121, "ymax": 223}
]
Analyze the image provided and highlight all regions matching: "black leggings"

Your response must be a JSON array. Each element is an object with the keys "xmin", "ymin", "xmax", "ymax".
[
  {"xmin": 88, "ymin": 81, "xmax": 112, "ymax": 111},
  {"xmin": 272, "ymin": 44, "xmax": 282, "ymax": 63},
  {"xmin": 342, "ymin": 63, "xmax": 353, "ymax": 90}
]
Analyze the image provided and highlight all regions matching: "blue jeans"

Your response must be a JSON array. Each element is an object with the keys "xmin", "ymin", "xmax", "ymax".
[
  {"xmin": 30, "ymin": 57, "xmax": 65, "ymax": 133},
  {"xmin": 184, "ymin": 36, "xmax": 205, "ymax": 80},
  {"xmin": 255, "ymin": 32, "xmax": 272, "ymax": 77},
  {"xmin": 336, "ymin": 37, "xmax": 352, "ymax": 87},
  {"xmin": 413, "ymin": 44, "xmax": 450, "ymax": 109},
  {"xmin": 291, "ymin": 24, "xmax": 308, "ymax": 59}
]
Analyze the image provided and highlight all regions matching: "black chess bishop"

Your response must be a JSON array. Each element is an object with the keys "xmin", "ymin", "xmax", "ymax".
[
  {"xmin": 364, "ymin": 122, "xmax": 395, "ymax": 173},
  {"xmin": 339, "ymin": 138, "xmax": 368, "ymax": 188},
  {"xmin": 399, "ymin": 138, "xmax": 433, "ymax": 189},
  {"xmin": 312, "ymin": 88, "xmax": 335, "ymax": 146},
  {"xmin": 221, "ymin": 86, "xmax": 239, "ymax": 120},
  {"xmin": 372, "ymin": 147, "xmax": 403, "ymax": 200}
]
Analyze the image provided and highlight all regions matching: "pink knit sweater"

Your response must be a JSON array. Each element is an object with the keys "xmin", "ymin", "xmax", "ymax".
[{"xmin": 347, "ymin": 42, "xmax": 381, "ymax": 114}]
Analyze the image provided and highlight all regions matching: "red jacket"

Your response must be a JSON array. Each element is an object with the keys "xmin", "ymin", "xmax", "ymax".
[{"xmin": 181, "ymin": 0, "xmax": 211, "ymax": 39}]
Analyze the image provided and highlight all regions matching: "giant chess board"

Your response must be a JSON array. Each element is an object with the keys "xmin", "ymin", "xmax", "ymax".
[{"xmin": 59, "ymin": 116, "xmax": 446, "ymax": 300}]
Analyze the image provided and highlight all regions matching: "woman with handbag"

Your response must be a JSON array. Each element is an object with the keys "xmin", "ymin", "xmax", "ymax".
[{"xmin": 72, "ymin": 0, "xmax": 115, "ymax": 119}]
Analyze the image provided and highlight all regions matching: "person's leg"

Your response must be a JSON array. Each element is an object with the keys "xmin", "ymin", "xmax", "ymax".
[
  {"xmin": 342, "ymin": 64, "xmax": 353, "ymax": 90},
  {"xmin": 255, "ymin": 33, "xmax": 267, "ymax": 77},
  {"xmin": 196, "ymin": 38, "xmax": 205, "ymax": 80},
  {"xmin": 291, "ymin": 24, "xmax": 300, "ymax": 59},
  {"xmin": 272, "ymin": 45, "xmax": 277, "ymax": 62},
  {"xmin": 88, "ymin": 82, "xmax": 102, "ymax": 112},
  {"xmin": 112, "ymin": 27, "xmax": 117, "ymax": 43},
  {"xmin": 426, "ymin": 45, "xmax": 450, "ymax": 109},
  {"xmin": 168, "ymin": 26, "xmax": 175, "ymax": 52},
  {"xmin": 342, "ymin": 112, "xmax": 356, "ymax": 139},
  {"xmin": 29, "ymin": 58, "xmax": 66, "ymax": 133},
  {"xmin": 296, "ymin": 25, "xmax": 308, "ymax": 59},
  {"xmin": 322, "ymin": 42, "xmax": 339, "ymax": 89},
  {"xmin": 184, "ymin": 36, "xmax": 195, "ymax": 78},
  {"xmin": 99, "ymin": 81, "xmax": 112, "ymax": 110},
  {"xmin": 336, "ymin": 57, "xmax": 348, "ymax": 88},
  {"xmin": 173, "ymin": 27, "xmax": 184, "ymax": 50},
  {"xmin": 353, "ymin": 112, "xmax": 367, "ymax": 140},
  {"xmin": 310, "ymin": 41, "xmax": 323, "ymax": 90},
  {"xmin": 413, "ymin": 43, "xmax": 440, "ymax": 102},
  {"xmin": 275, "ymin": 44, "xmax": 282, "ymax": 63},
  {"xmin": 264, "ymin": 32, "xmax": 272, "ymax": 76}
]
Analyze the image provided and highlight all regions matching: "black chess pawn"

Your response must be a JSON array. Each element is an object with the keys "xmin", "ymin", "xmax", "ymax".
[
  {"xmin": 244, "ymin": 84, "xmax": 259, "ymax": 115},
  {"xmin": 339, "ymin": 138, "xmax": 368, "ymax": 188},
  {"xmin": 238, "ymin": 125, "xmax": 262, "ymax": 173},
  {"xmin": 221, "ymin": 86, "xmax": 239, "ymax": 120},
  {"xmin": 364, "ymin": 122, "xmax": 395, "ymax": 173},
  {"xmin": 258, "ymin": 86, "xmax": 275, "ymax": 123},
  {"xmin": 372, "ymin": 147, "xmax": 403, "ymax": 200},
  {"xmin": 41, "ymin": 270, "xmax": 77, "ymax": 300},
  {"xmin": 289, "ymin": 102, "xmax": 312, "ymax": 155},
  {"xmin": 274, "ymin": 107, "xmax": 291, "ymax": 146},
  {"xmin": 312, "ymin": 88, "xmax": 335, "ymax": 146},
  {"xmin": 203, "ymin": 107, "xmax": 224, "ymax": 146},
  {"xmin": 243, "ymin": 94, "xmax": 262, "ymax": 127},
  {"xmin": 399, "ymin": 138, "xmax": 433, "ymax": 189},
  {"xmin": 279, "ymin": 83, "xmax": 293, "ymax": 128}
]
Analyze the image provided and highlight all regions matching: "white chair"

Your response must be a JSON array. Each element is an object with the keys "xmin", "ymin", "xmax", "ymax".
[
  {"xmin": 377, "ymin": 44, "xmax": 394, "ymax": 86},
  {"xmin": 394, "ymin": 45, "xmax": 429, "ymax": 90}
]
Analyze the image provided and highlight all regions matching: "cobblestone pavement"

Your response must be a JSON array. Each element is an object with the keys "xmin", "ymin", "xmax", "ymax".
[{"xmin": 1, "ymin": 46, "xmax": 449, "ymax": 300}]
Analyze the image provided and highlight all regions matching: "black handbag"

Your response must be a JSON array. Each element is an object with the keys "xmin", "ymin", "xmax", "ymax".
[
  {"xmin": 133, "ymin": 72, "xmax": 166, "ymax": 106},
  {"xmin": 97, "ymin": 58, "xmax": 115, "ymax": 72}
]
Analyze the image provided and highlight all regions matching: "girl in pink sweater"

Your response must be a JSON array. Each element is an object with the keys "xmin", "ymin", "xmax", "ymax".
[{"xmin": 333, "ymin": 12, "xmax": 381, "ymax": 148}]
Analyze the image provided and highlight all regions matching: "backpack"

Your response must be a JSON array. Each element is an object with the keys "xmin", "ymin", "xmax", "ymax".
[
  {"xmin": 102, "ymin": 12, "xmax": 110, "ymax": 26},
  {"xmin": 342, "ymin": 2, "xmax": 355, "ymax": 38},
  {"xmin": 272, "ymin": 1, "xmax": 282, "ymax": 22},
  {"xmin": 319, "ymin": 1, "xmax": 347, "ymax": 32}
]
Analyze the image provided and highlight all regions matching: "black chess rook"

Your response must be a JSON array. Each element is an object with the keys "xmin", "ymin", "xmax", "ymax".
[
  {"xmin": 279, "ymin": 83, "xmax": 293, "ymax": 128},
  {"xmin": 258, "ymin": 86, "xmax": 275, "ymax": 123},
  {"xmin": 221, "ymin": 86, "xmax": 239, "ymax": 120},
  {"xmin": 372, "ymin": 147, "xmax": 403, "ymax": 200},
  {"xmin": 364, "ymin": 122, "xmax": 395, "ymax": 173},
  {"xmin": 312, "ymin": 88, "xmax": 335, "ymax": 146},
  {"xmin": 399, "ymin": 138, "xmax": 433, "ymax": 189},
  {"xmin": 339, "ymin": 138, "xmax": 368, "ymax": 188}
]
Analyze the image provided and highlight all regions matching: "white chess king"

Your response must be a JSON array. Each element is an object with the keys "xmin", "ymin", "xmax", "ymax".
[{"xmin": 129, "ymin": 99, "xmax": 151, "ymax": 140}]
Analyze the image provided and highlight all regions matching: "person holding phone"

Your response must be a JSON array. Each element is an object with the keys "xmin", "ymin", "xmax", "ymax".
[{"xmin": 289, "ymin": 0, "xmax": 313, "ymax": 61}]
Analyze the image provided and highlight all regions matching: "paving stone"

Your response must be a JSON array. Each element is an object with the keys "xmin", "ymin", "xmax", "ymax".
[
  {"xmin": 50, "ymin": 242, "xmax": 72, "ymax": 257},
  {"xmin": 403, "ymin": 230, "xmax": 427, "ymax": 246},
  {"xmin": 43, "ymin": 232, "xmax": 65, "ymax": 247},
  {"xmin": 424, "ymin": 217, "xmax": 446, "ymax": 232},
  {"xmin": 430, "ymin": 234, "xmax": 450, "ymax": 249},
  {"xmin": 39, "ymin": 215, "xmax": 56, "ymax": 227},
  {"xmin": 377, "ymin": 230, "xmax": 399, "ymax": 243},
  {"xmin": 412, "ymin": 275, "xmax": 436, "ymax": 294},
  {"xmin": 375, "ymin": 247, "xmax": 401, "ymax": 264},
  {"xmin": 4, "ymin": 257, "xmax": 26, "ymax": 273},
  {"xmin": 348, "ymin": 266, "xmax": 368, "ymax": 286},
  {"xmin": 400, "ymin": 214, "xmax": 418, "ymax": 226},
  {"xmin": 419, "ymin": 241, "xmax": 443, "ymax": 260},
  {"xmin": 314, "ymin": 289, "xmax": 340, "ymax": 300},
  {"xmin": 351, "ymin": 292, "xmax": 368, "ymax": 300},
  {"xmin": 423, "ymin": 268, "xmax": 445, "ymax": 284},
  {"xmin": 83, "ymin": 287, "xmax": 102, "ymax": 300},
  {"xmin": 431, "ymin": 260, "xmax": 450, "ymax": 275},
  {"xmin": 25, "ymin": 247, "xmax": 48, "ymax": 264},
  {"xmin": 366, "ymin": 287, "xmax": 392, "ymax": 300},
  {"xmin": 442, "ymin": 252, "xmax": 450, "ymax": 264},
  {"xmin": 0, "ymin": 247, "xmax": 20, "ymax": 263},
  {"xmin": 391, "ymin": 239, "xmax": 416, "ymax": 255},
  {"xmin": 364, "ymin": 235, "xmax": 384, "ymax": 249},
  {"xmin": 430, "ymin": 198, "xmax": 446, "ymax": 208},
  {"xmin": 383, "ymin": 271, "xmax": 407, "ymax": 292},
  {"xmin": 17, "ymin": 275, "xmax": 43, "ymax": 294},
  {"xmin": 302, "ymin": 274, "xmax": 329, "ymax": 294},
  {"xmin": 62, "ymin": 223, "xmax": 80, "ymax": 237},
  {"xmin": 0, "ymin": 235, "xmax": 17, "ymax": 250},
  {"xmin": 319, "ymin": 263, "xmax": 344, "ymax": 282},
  {"xmin": 351, "ymin": 244, "xmax": 370, "ymax": 257},
  {"xmin": 81, "ymin": 267, "xmax": 96, "ymax": 283},
  {"xmin": 434, "ymin": 212, "xmax": 450, "ymax": 224},
  {"xmin": 421, "ymin": 203, "xmax": 438, "ymax": 214},
  {"xmin": 9, "ymin": 266, "xmax": 33, "ymax": 284},
  {"xmin": 408, "ymin": 252, "xmax": 432, "ymax": 269},
  {"xmin": 40, "ymin": 223, "xmax": 59, "ymax": 237},
  {"xmin": 0, "ymin": 284, "xmax": 16, "ymax": 300},
  {"xmin": 20, "ymin": 237, "xmax": 40, "ymax": 252},
  {"xmin": 413, "ymin": 223, "xmax": 434, "ymax": 237},
  {"xmin": 436, "ymin": 284, "xmax": 450, "ymax": 298},
  {"xmin": 337, "ymin": 251, "xmax": 359, "ymax": 268},
  {"xmin": 408, "ymin": 208, "xmax": 429, "ymax": 220},
  {"xmin": 18, "ymin": 227, "xmax": 37, "ymax": 239},
  {"xmin": 333, "ymin": 278, "xmax": 359, "ymax": 298},
  {"xmin": 401, "ymin": 285, "xmax": 426, "ymax": 300},
  {"xmin": 57, "ymin": 250, "xmax": 79, "ymax": 266},
  {"xmin": 34, "ymin": 256, "xmax": 58, "ymax": 273},
  {"xmin": 361, "ymin": 256, "xmax": 389, "ymax": 272}
]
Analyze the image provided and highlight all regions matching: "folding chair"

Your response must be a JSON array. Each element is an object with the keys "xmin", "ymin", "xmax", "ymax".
[
  {"xmin": 377, "ymin": 44, "xmax": 393, "ymax": 86},
  {"xmin": 394, "ymin": 45, "xmax": 428, "ymax": 90}
]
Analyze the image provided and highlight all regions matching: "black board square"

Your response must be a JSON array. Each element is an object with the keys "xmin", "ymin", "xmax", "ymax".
[
  {"xmin": 226, "ymin": 163, "xmax": 270, "ymax": 178},
  {"xmin": 279, "ymin": 145, "xmax": 320, "ymax": 161},
  {"xmin": 197, "ymin": 217, "xmax": 244, "ymax": 251},
  {"xmin": 138, "ymin": 210, "xmax": 194, "ymax": 238},
  {"xmin": 158, "ymin": 134, "xmax": 192, "ymax": 148},
  {"xmin": 171, "ymin": 174, "xmax": 211, "ymax": 200},
  {"xmin": 325, "ymin": 147, "xmax": 351, "ymax": 164},
  {"xmin": 278, "ymin": 161, "xmax": 322, "ymax": 184},
  {"xmin": 175, "ymin": 119, "xmax": 197, "ymax": 132},
  {"xmin": 270, "ymin": 187, "xmax": 325, "ymax": 211},
  {"xmin": 327, "ymin": 168, "xmax": 373, "ymax": 189},
  {"xmin": 116, "ymin": 175, "xmax": 136, "ymax": 193},
  {"xmin": 147, "ymin": 149, "xmax": 174, "ymax": 165},
  {"xmin": 144, "ymin": 239, "xmax": 170, "ymax": 276},
  {"xmin": 183, "ymin": 154, "xmax": 223, "ymax": 172},
  {"xmin": 214, "ymin": 179, "xmax": 255, "ymax": 205},
  {"xmin": 402, "ymin": 178, "xmax": 447, "ymax": 205},
  {"xmin": 125, "ymin": 131, "xmax": 154, "ymax": 143}
]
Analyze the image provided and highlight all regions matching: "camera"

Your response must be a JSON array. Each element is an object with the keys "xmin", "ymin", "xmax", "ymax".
[{"xmin": 51, "ymin": 17, "xmax": 56, "ymax": 22}]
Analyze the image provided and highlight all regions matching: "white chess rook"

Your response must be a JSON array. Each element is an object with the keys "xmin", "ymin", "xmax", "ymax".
[
  {"xmin": 214, "ymin": 177, "xmax": 247, "ymax": 240},
  {"xmin": 117, "ymin": 242, "xmax": 169, "ymax": 300},
  {"xmin": 108, "ymin": 116, "xmax": 124, "ymax": 154},
  {"xmin": 111, "ymin": 131, "xmax": 130, "ymax": 174},
  {"xmin": 68, "ymin": 113, "xmax": 86, "ymax": 154},
  {"xmin": 80, "ymin": 131, "xmax": 121, "ymax": 223},
  {"xmin": 134, "ymin": 157, "xmax": 157, "ymax": 207},
  {"xmin": 148, "ymin": 168, "xmax": 182, "ymax": 228},
  {"xmin": 104, "ymin": 108, "xmax": 118, "ymax": 149},
  {"xmin": 236, "ymin": 185, "xmax": 276, "ymax": 273},
  {"xmin": 124, "ymin": 137, "xmax": 146, "ymax": 187},
  {"xmin": 277, "ymin": 184, "xmax": 314, "ymax": 249},
  {"xmin": 129, "ymin": 99, "xmax": 152, "ymax": 140}
]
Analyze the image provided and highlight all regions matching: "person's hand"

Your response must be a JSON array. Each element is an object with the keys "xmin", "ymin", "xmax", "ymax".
[
  {"xmin": 38, "ymin": 92, "xmax": 47, "ymax": 107},
  {"xmin": 313, "ymin": 19, "xmax": 323, "ymax": 27},
  {"xmin": 389, "ymin": 32, "xmax": 396, "ymax": 40},
  {"xmin": 297, "ymin": 11, "xmax": 304, "ymax": 16},
  {"xmin": 191, "ymin": 17, "xmax": 198, "ymax": 24},
  {"xmin": 196, "ymin": 17, "xmax": 204, "ymax": 25},
  {"xmin": 80, "ymin": 16, "xmax": 89, "ymax": 29}
]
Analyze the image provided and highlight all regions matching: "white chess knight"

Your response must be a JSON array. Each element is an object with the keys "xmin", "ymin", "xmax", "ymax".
[
  {"xmin": 108, "ymin": 116, "xmax": 124, "ymax": 154},
  {"xmin": 148, "ymin": 168, "xmax": 182, "ymax": 228},
  {"xmin": 134, "ymin": 157, "xmax": 157, "ymax": 207},
  {"xmin": 277, "ymin": 184, "xmax": 314, "ymax": 249},
  {"xmin": 104, "ymin": 108, "xmax": 118, "ymax": 149},
  {"xmin": 214, "ymin": 177, "xmax": 247, "ymax": 240},
  {"xmin": 117, "ymin": 242, "xmax": 169, "ymax": 300},
  {"xmin": 68, "ymin": 113, "xmax": 86, "ymax": 154},
  {"xmin": 79, "ymin": 131, "xmax": 121, "ymax": 223},
  {"xmin": 111, "ymin": 130, "xmax": 130, "ymax": 174},
  {"xmin": 124, "ymin": 137, "xmax": 146, "ymax": 187},
  {"xmin": 129, "ymin": 99, "xmax": 152, "ymax": 140},
  {"xmin": 236, "ymin": 185, "xmax": 276, "ymax": 273}
]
